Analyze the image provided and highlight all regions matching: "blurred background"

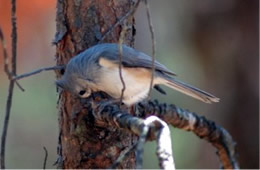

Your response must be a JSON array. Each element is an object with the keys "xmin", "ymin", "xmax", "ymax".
[{"xmin": 0, "ymin": 0, "xmax": 258, "ymax": 169}]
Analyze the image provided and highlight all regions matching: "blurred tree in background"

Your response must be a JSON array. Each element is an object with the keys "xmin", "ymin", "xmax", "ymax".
[{"xmin": 0, "ymin": 0, "xmax": 258, "ymax": 169}]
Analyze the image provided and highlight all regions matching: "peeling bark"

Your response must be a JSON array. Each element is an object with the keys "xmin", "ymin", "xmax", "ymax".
[{"xmin": 54, "ymin": 0, "xmax": 137, "ymax": 168}]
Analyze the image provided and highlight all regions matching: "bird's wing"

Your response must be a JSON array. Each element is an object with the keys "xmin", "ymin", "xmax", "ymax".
[{"xmin": 98, "ymin": 43, "xmax": 176, "ymax": 76}]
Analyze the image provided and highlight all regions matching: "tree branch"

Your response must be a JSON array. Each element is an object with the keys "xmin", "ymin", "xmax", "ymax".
[
  {"xmin": 1, "ymin": 0, "xmax": 17, "ymax": 168},
  {"xmin": 0, "ymin": 27, "xmax": 24, "ymax": 91},
  {"xmin": 43, "ymin": 147, "xmax": 48, "ymax": 169},
  {"xmin": 141, "ymin": 116, "xmax": 175, "ymax": 170},
  {"xmin": 11, "ymin": 0, "xmax": 17, "ymax": 76},
  {"xmin": 12, "ymin": 65, "xmax": 65, "ymax": 81},
  {"xmin": 137, "ymin": 100, "xmax": 239, "ymax": 169},
  {"xmin": 153, "ymin": 116, "xmax": 175, "ymax": 170},
  {"xmin": 85, "ymin": 94, "xmax": 238, "ymax": 169},
  {"xmin": 91, "ymin": 102, "xmax": 175, "ymax": 169},
  {"xmin": 0, "ymin": 81, "xmax": 15, "ymax": 169}
]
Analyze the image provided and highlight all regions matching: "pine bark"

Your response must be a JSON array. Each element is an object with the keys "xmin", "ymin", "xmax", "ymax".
[{"xmin": 54, "ymin": 0, "xmax": 137, "ymax": 168}]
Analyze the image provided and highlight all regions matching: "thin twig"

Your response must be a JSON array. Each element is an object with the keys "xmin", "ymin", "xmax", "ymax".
[
  {"xmin": 0, "ymin": 81, "xmax": 15, "ymax": 169},
  {"xmin": 98, "ymin": 0, "xmax": 141, "ymax": 43},
  {"xmin": 118, "ymin": 22, "xmax": 128, "ymax": 104},
  {"xmin": 110, "ymin": 142, "xmax": 138, "ymax": 169},
  {"xmin": 9, "ymin": 0, "xmax": 24, "ymax": 91},
  {"xmin": 14, "ymin": 81, "xmax": 24, "ymax": 91},
  {"xmin": 144, "ymin": 0, "xmax": 156, "ymax": 99},
  {"xmin": 43, "ymin": 147, "xmax": 48, "ymax": 169},
  {"xmin": 13, "ymin": 65, "xmax": 65, "ymax": 80},
  {"xmin": 11, "ymin": 0, "xmax": 17, "ymax": 76},
  {"xmin": 0, "ymin": 27, "xmax": 24, "ymax": 91},
  {"xmin": 102, "ymin": 0, "xmax": 141, "ymax": 104},
  {"xmin": 99, "ymin": 0, "xmax": 141, "ymax": 104},
  {"xmin": 1, "ymin": 0, "xmax": 17, "ymax": 168}
]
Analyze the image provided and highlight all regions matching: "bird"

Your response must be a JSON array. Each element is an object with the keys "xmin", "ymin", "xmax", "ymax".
[{"xmin": 56, "ymin": 43, "xmax": 219, "ymax": 106}]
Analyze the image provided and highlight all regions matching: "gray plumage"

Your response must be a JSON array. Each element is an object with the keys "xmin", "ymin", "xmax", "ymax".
[{"xmin": 57, "ymin": 43, "xmax": 219, "ymax": 105}]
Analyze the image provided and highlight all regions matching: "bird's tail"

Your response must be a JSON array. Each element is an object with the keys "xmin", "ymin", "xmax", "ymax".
[{"xmin": 163, "ymin": 77, "xmax": 220, "ymax": 103}]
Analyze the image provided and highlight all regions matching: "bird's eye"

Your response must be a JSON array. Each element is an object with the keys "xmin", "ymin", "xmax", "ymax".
[{"xmin": 79, "ymin": 90, "xmax": 86, "ymax": 96}]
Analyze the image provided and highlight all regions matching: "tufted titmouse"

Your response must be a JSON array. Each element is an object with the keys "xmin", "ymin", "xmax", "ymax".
[{"xmin": 56, "ymin": 43, "xmax": 219, "ymax": 105}]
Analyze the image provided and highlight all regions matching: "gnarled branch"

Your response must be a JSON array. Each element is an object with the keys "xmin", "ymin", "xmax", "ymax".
[
  {"xmin": 137, "ymin": 100, "xmax": 239, "ymax": 169},
  {"xmin": 85, "ymin": 95, "xmax": 239, "ymax": 169}
]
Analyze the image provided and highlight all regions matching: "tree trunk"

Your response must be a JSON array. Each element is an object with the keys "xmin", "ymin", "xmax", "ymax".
[{"xmin": 54, "ymin": 0, "xmax": 137, "ymax": 168}]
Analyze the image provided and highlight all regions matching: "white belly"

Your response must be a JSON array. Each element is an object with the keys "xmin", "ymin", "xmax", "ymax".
[{"xmin": 98, "ymin": 66, "xmax": 154, "ymax": 105}]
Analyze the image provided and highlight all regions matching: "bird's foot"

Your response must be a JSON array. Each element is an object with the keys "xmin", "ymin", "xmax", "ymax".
[{"xmin": 97, "ymin": 99, "xmax": 123, "ymax": 112}]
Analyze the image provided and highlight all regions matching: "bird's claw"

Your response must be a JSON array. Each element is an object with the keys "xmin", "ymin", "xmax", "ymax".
[{"xmin": 97, "ymin": 100, "xmax": 122, "ymax": 113}]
